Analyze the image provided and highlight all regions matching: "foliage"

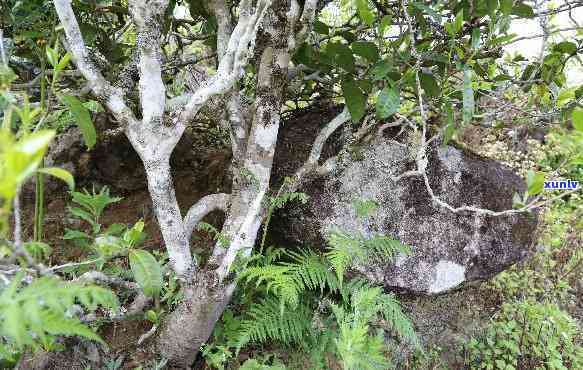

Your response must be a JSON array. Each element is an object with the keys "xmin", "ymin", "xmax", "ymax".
[
  {"xmin": 129, "ymin": 249, "xmax": 163, "ymax": 298},
  {"xmin": 1, "ymin": 0, "xmax": 582, "ymax": 367},
  {"xmin": 67, "ymin": 186, "xmax": 123, "ymax": 235},
  {"xmin": 465, "ymin": 300, "xmax": 583, "ymax": 370},
  {"xmin": 0, "ymin": 274, "xmax": 118, "ymax": 361},
  {"xmin": 326, "ymin": 229, "xmax": 410, "ymax": 286},
  {"xmin": 228, "ymin": 201, "xmax": 416, "ymax": 369}
]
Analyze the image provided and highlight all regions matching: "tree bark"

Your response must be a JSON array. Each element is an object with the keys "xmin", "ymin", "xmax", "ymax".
[
  {"xmin": 143, "ymin": 157, "xmax": 194, "ymax": 279},
  {"xmin": 156, "ymin": 271, "xmax": 235, "ymax": 368}
]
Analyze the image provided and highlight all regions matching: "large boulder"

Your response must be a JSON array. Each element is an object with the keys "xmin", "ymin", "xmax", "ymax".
[{"xmin": 271, "ymin": 116, "xmax": 538, "ymax": 294}]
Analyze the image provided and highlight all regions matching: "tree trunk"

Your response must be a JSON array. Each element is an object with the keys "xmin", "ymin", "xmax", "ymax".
[
  {"xmin": 143, "ymin": 157, "xmax": 194, "ymax": 279},
  {"xmin": 156, "ymin": 271, "xmax": 235, "ymax": 368}
]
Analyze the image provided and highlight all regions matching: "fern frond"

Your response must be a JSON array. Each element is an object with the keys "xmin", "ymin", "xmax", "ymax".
[
  {"xmin": 238, "ymin": 265, "xmax": 301, "ymax": 308},
  {"xmin": 363, "ymin": 234, "xmax": 410, "ymax": 261},
  {"xmin": 377, "ymin": 293, "xmax": 418, "ymax": 347},
  {"xmin": 238, "ymin": 249, "xmax": 337, "ymax": 309},
  {"xmin": 325, "ymin": 229, "xmax": 410, "ymax": 287},
  {"xmin": 235, "ymin": 296, "xmax": 313, "ymax": 349},
  {"xmin": 325, "ymin": 229, "xmax": 365, "ymax": 286},
  {"xmin": 283, "ymin": 249, "xmax": 338, "ymax": 293},
  {"xmin": 0, "ymin": 275, "xmax": 118, "ymax": 351}
]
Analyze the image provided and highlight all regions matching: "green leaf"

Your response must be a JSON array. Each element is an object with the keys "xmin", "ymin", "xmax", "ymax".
[
  {"xmin": 526, "ymin": 170, "xmax": 545, "ymax": 195},
  {"xmin": 379, "ymin": 15, "xmax": 392, "ymax": 35},
  {"xmin": 60, "ymin": 95, "xmax": 97, "ymax": 150},
  {"xmin": 419, "ymin": 73, "xmax": 440, "ymax": 97},
  {"xmin": 56, "ymin": 52, "xmax": 72, "ymax": 72},
  {"xmin": 486, "ymin": 0, "xmax": 499, "ymax": 15},
  {"xmin": 512, "ymin": 192, "xmax": 524, "ymax": 208},
  {"xmin": 572, "ymin": 107, "xmax": 583, "ymax": 132},
  {"xmin": 11, "ymin": 130, "xmax": 56, "ymax": 185},
  {"xmin": 355, "ymin": 0, "xmax": 375, "ymax": 25},
  {"xmin": 342, "ymin": 80, "xmax": 367, "ymax": 122},
  {"xmin": 453, "ymin": 9, "xmax": 464, "ymax": 35},
  {"xmin": 370, "ymin": 60, "xmax": 392, "ymax": 80},
  {"xmin": 500, "ymin": 0, "xmax": 513, "ymax": 15},
  {"xmin": 462, "ymin": 68, "xmax": 474, "ymax": 124},
  {"xmin": 442, "ymin": 103, "xmax": 456, "ymax": 146},
  {"xmin": 326, "ymin": 42, "xmax": 355, "ymax": 73},
  {"xmin": 351, "ymin": 41, "xmax": 379, "ymax": 63},
  {"xmin": 129, "ymin": 250, "xmax": 163, "ymax": 297},
  {"xmin": 412, "ymin": 2, "xmax": 442, "ymax": 23},
  {"xmin": 553, "ymin": 41, "xmax": 577, "ymax": 55},
  {"xmin": 45, "ymin": 47, "xmax": 59, "ymax": 68},
  {"xmin": 376, "ymin": 86, "xmax": 400, "ymax": 119},
  {"xmin": 37, "ymin": 167, "xmax": 75, "ymax": 190},
  {"xmin": 471, "ymin": 27, "xmax": 481, "ymax": 49},
  {"xmin": 313, "ymin": 20, "xmax": 329, "ymax": 35},
  {"xmin": 512, "ymin": 3, "xmax": 535, "ymax": 18}
]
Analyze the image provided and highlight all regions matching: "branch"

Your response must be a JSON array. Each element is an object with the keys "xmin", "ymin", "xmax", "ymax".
[
  {"xmin": 293, "ymin": 0, "xmax": 319, "ymax": 50},
  {"xmin": 293, "ymin": 107, "xmax": 350, "ymax": 184},
  {"xmin": 76, "ymin": 270, "xmax": 138, "ymax": 290},
  {"xmin": 177, "ymin": 0, "xmax": 271, "ymax": 123},
  {"xmin": 53, "ymin": 0, "xmax": 137, "ymax": 126},
  {"xmin": 184, "ymin": 193, "xmax": 231, "ymax": 240},
  {"xmin": 393, "ymin": 0, "xmax": 581, "ymax": 218},
  {"xmin": 209, "ymin": 0, "xmax": 233, "ymax": 59}
]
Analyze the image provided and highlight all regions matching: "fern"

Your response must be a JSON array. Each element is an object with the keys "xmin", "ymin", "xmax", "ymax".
[
  {"xmin": 238, "ymin": 249, "xmax": 337, "ymax": 310},
  {"xmin": 326, "ymin": 229, "xmax": 410, "ymax": 286},
  {"xmin": 0, "ymin": 274, "xmax": 118, "ymax": 352},
  {"xmin": 260, "ymin": 186, "xmax": 308, "ymax": 252},
  {"xmin": 352, "ymin": 198, "xmax": 379, "ymax": 220},
  {"xmin": 232, "ymin": 230, "xmax": 416, "ymax": 368},
  {"xmin": 197, "ymin": 221, "xmax": 230, "ymax": 248},
  {"xmin": 235, "ymin": 296, "xmax": 313, "ymax": 350}
]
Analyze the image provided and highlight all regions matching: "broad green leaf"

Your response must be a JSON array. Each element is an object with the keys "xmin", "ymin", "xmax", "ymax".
[
  {"xmin": 526, "ymin": 170, "xmax": 545, "ymax": 195},
  {"xmin": 572, "ymin": 108, "xmax": 583, "ymax": 132},
  {"xmin": 379, "ymin": 15, "xmax": 392, "ymax": 35},
  {"xmin": 419, "ymin": 73, "xmax": 440, "ymax": 97},
  {"xmin": 313, "ymin": 20, "xmax": 329, "ymax": 35},
  {"xmin": 342, "ymin": 80, "xmax": 367, "ymax": 122},
  {"xmin": 355, "ymin": 0, "xmax": 375, "ymax": 25},
  {"xmin": 11, "ymin": 130, "xmax": 56, "ymax": 184},
  {"xmin": 453, "ymin": 10, "xmax": 464, "ymax": 35},
  {"xmin": 45, "ymin": 47, "xmax": 59, "ymax": 68},
  {"xmin": 370, "ymin": 60, "xmax": 392, "ymax": 80},
  {"xmin": 512, "ymin": 3, "xmax": 535, "ymax": 18},
  {"xmin": 351, "ymin": 41, "xmax": 379, "ymax": 63},
  {"xmin": 553, "ymin": 41, "xmax": 577, "ymax": 55},
  {"xmin": 326, "ymin": 43, "xmax": 355, "ymax": 73},
  {"xmin": 16, "ymin": 130, "xmax": 55, "ymax": 156},
  {"xmin": 68, "ymin": 207, "xmax": 96, "ymax": 226},
  {"xmin": 462, "ymin": 68, "xmax": 474, "ymax": 125},
  {"xmin": 129, "ymin": 250, "xmax": 163, "ymax": 297},
  {"xmin": 60, "ymin": 95, "xmax": 97, "ymax": 150},
  {"xmin": 376, "ymin": 86, "xmax": 400, "ymax": 118},
  {"xmin": 442, "ymin": 103, "xmax": 456, "ymax": 146},
  {"xmin": 556, "ymin": 88, "xmax": 575, "ymax": 108},
  {"xmin": 500, "ymin": 0, "xmax": 513, "ymax": 15},
  {"xmin": 486, "ymin": 0, "xmax": 499, "ymax": 15},
  {"xmin": 38, "ymin": 167, "xmax": 75, "ymax": 190},
  {"xmin": 412, "ymin": 2, "xmax": 442, "ymax": 22},
  {"xmin": 56, "ymin": 52, "xmax": 72, "ymax": 72}
]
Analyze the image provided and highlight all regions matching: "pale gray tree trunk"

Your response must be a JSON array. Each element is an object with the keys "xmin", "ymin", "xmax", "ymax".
[{"xmin": 54, "ymin": 0, "xmax": 324, "ymax": 366}]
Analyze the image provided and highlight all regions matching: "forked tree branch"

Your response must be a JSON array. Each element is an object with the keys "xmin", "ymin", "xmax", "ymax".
[
  {"xmin": 129, "ymin": 0, "xmax": 168, "ymax": 126},
  {"xmin": 53, "ymin": 0, "xmax": 138, "ymax": 126},
  {"xmin": 184, "ymin": 193, "xmax": 231, "ymax": 240},
  {"xmin": 178, "ymin": 0, "xmax": 272, "ymax": 123}
]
